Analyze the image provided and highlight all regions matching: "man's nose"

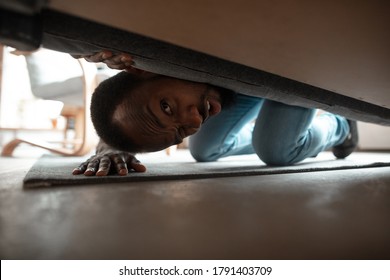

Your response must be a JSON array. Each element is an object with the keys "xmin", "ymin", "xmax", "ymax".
[{"xmin": 183, "ymin": 105, "xmax": 203, "ymax": 128}]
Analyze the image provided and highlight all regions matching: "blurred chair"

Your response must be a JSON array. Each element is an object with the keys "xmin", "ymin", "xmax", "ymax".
[{"xmin": 1, "ymin": 48, "xmax": 115, "ymax": 156}]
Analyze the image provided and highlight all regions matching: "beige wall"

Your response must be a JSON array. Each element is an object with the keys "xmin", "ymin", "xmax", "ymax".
[{"xmin": 358, "ymin": 122, "xmax": 390, "ymax": 150}]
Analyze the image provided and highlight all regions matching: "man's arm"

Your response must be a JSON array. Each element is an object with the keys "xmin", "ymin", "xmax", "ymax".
[{"xmin": 72, "ymin": 139, "xmax": 146, "ymax": 176}]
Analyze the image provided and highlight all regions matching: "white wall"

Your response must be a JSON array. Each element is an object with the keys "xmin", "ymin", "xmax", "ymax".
[{"xmin": 358, "ymin": 122, "xmax": 390, "ymax": 150}]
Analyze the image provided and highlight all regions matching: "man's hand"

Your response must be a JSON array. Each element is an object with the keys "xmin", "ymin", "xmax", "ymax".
[
  {"xmin": 72, "ymin": 140, "xmax": 146, "ymax": 176},
  {"xmin": 71, "ymin": 50, "xmax": 149, "ymax": 76},
  {"xmin": 72, "ymin": 50, "xmax": 133, "ymax": 69},
  {"xmin": 72, "ymin": 152, "xmax": 146, "ymax": 176}
]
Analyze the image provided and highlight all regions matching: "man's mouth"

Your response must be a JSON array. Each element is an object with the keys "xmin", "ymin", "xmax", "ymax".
[{"xmin": 174, "ymin": 129, "xmax": 184, "ymax": 144}]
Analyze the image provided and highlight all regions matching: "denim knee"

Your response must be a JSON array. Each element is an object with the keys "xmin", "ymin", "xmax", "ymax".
[
  {"xmin": 252, "ymin": 136, "xmax": 295, "ymax": 166},
  {"xmin": 189, "ymin": 139, "xmax": 220, "ymax": 162}
]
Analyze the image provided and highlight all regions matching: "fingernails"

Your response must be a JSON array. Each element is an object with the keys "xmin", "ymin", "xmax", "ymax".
[
  {"xmin": 118, "ymin": 169, "xmax": 128, "ymax": 176},
  {"xmin": 84, "ymin": 168, "xmax": 95, "ymax": 176},
  {"xmin": 72, "ymin": 168, "xmax": 82, "ymax": 175},
  {"xmin": 134, "ymin": 164, "xmax": 146, "ymax": 173},
  {"xmin": 96, "ymin": 170, "xmax": 108, "ymax": 176}
]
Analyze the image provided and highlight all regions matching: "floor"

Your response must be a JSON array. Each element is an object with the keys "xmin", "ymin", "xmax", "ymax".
[{"xmin": 0, "ymin": 148, "xmax": 389, "ymax": 260}]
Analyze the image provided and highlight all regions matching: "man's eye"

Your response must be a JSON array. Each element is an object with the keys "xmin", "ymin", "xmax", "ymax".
[{"xmin": 160, "ymin": 100, "xmax": 172, "ymax": 115}]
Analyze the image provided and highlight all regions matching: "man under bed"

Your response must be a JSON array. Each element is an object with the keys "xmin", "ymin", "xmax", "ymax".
[{"xmin": 72, "ymin": 51, "xmax": 358, "ymax": 176}]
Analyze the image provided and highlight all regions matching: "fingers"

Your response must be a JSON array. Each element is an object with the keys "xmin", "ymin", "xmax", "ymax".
[
  {"xmin": 112, "ymin": 154, "xmax": 129, "ymax": 176},
  {"xmin": 84, "ymin": 51, "xmax": 133, "ymax": 70},
  {"xmin": 84, "ymin": 51, "xmax": 113, "ymax": 63},
  {"xmin": 96, "ymin": 155, "xmax": 111, "ymax": 176},
  {"xmin": 129, "ymin": 157, "xmax": 147, "ymax": 172},
  {"xmin": 72, "ymin": 51, "xmax": 145, "ymax": 73},
  {"xmin": 71, "ymin": 51, "xmax": 111, "ymax": 61},
  {"xmin": 72, "ymin": 153, "xmax": 145, "ymax": 176},
  {"xmin": 72, "ymin": 155, "xmax": 99, "ymax": 175},
  {"xmin": 72, "ymin": 156, "xmax": 110, "ymax": 176},
  {"xmin": 71, "ymin": 51, "xmax": 134, "ymax": 69},
  {"xmin": 83, "ymin": 158, "xmax": 101, "ymax": 176},
  {"xmin": 103, "ymin": 53, "xmax": 134, "ymax": 70},
  {"xmin": 72, "ymin": 161, "xmax": 89, "ymax": 175}
]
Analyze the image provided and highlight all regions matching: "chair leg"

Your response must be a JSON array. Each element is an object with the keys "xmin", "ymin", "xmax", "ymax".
[
  {"xmin": 1, "ymin": 139, "xmax": 22, "ymax": 157},
  {"xmin": 73, "ymin": 108, "xmax": 84, "ymax": 149},
  {"xmin": 1, "ymin": 138, "xmax": 73, "ymax": 157},
  {"xmin": 61, "ymin": 108, "xmax": 83, "ymax": 149}
]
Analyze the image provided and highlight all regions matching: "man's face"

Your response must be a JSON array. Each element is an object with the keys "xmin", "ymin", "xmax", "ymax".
[{"xmin": 113, "ymin": 76, "xmax": 223, "ymax": 152}]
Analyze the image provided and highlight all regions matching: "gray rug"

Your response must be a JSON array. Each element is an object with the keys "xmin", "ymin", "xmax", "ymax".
[{"xmin": 23, "ymin": 151, "xmax": 390, "ymax": 188}]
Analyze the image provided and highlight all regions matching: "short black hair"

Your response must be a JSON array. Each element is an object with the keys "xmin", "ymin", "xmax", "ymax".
[{"xmin": 91, "ymin": 71, "xmax": 144, "ymax": 152}]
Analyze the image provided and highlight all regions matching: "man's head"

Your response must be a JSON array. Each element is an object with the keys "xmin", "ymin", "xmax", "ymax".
[{"xmin": 91, "ymin": 71, "xmax": 235, "ymax": 153}]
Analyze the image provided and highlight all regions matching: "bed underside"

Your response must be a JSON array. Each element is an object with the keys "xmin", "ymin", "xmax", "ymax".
[{"xmin": 1, "ymin": 7, "xmax": 390, "ymax": 125}]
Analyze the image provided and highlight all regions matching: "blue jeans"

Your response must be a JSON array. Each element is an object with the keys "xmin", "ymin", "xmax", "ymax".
[{"xmin": 189, "ymin": 94, "xmax": 350, "ymax": 165}]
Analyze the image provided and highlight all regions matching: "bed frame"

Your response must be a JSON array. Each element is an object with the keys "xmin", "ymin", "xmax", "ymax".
[{"xmin": 1, "ymin": 0, "xmax": 389, "ymax": 125}]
